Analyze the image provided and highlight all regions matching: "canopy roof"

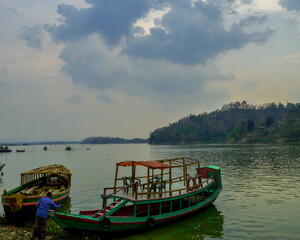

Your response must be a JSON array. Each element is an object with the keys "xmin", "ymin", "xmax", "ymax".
[
  {"xmin": 117, "ymin": 161, "xmax": 170, "ymax": 170},
  {"xmin": 21, "ymin": 164, "xmax": 71, "ymax": 176}
]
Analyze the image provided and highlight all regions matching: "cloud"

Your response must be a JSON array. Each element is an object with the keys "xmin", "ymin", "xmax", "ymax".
[
  {"xmin": 125, "ymin": 1, "xmax": 274, "ymax": 65},
  {"xmin": 65, "ymin": 93, "xmax": 84, "ymax": 104},
  {"xmin": 279, "ymin": 0, "xmax": 300, "ymax": 11},
  {"xmin": 45, "ymin": 0, "xmax": 151, "ymax": 46},
  {"xmin": 19, "ymin": 25, "xmax": 43, "ymax": 49},
  {"xmin": 46, "ymin": 0, "xmax": 274, "ymax": 66},
  {"xmin": 58, "ymin": 35, "xmax": 232, "ymax": 100},
  {"xmin": 43, "ymin": 0, "xmax": 275, "ymax": 107},
  {"xmin": 97, "ymin": 93, "xmax": 116, "ymax": 104}
]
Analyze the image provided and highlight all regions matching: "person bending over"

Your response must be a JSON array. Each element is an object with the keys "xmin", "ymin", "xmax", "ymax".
[{"xmin": 31, "ymin": 192, "xmax": 62, "ymax": 240}]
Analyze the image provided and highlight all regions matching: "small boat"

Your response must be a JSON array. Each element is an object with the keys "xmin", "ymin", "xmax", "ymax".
[
  {"xmin": 0, "ymin": 146, "xmax": 12, "ymax": 153},
  {"xmin": 1, "ymin": 164, "xmax": 71, "ymax": 222},
  {"xmin": 0, "ymin": 164, "xmax": 5, "ymax": 171},
  {"xmin": 0, "ymin": 163, "xmax": 5, "ymax": 176},
  {"xmin": 66, "ymin": 146, "xmax": 71, "ymax": 151},
  {"xmin": 50, "ymin": 157, "xmax": 222, "ymax": 234},
  {"xmin": 43, "ymin": 146, "xmax": 47, "ymax": 150},
  {"xmin": 16, "ymin": 149, "xmax": 25, "ymax": 153}
]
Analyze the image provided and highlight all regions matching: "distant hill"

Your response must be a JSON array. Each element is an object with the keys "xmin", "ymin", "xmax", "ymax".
[
  {"xmin": 149, "ymin": 101, "xmax": 300, "ymax": 144},
  {"xmin": 81, "ymin": 137, "xmax": 148, "ymax": 144}
]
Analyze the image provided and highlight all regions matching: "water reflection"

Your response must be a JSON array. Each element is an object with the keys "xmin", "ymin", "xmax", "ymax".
[
  {"xmin": 112, "ymin": 205, "xmax": 224, "ymax": 240},
  {"xmin": 1, "ymin": 144, "xmax": 300, "ymax": 239}
]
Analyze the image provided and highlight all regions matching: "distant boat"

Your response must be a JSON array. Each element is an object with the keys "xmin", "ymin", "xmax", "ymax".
[
  {"xmin": 66, "ymin": 146, "xmax": 71, "ymax": 151},
  {"xmin": 0, "ymin": 163, "xmax": 5, "ymax": 177},
  {"xmin": 0, "ymin": 146, "xmax": 12, "ymax": 153},
  {"xmin": 0, "ymin": 163, "xmax": 5, "ymax": 172},
  {"xmin": 16, "ymin": 149, "xmax": 25, "ymax": 153},
  {"xmin": 86, "ymin": 148, "xmax": 91, "ymax": 150},
  {"xmin": 43, "ymin": 146, "xmax": 47, "ymax": 150}
]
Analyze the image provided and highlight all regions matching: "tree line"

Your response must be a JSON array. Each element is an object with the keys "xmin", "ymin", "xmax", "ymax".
[
  {"xmin": 149, "ymin": 101, "xmax": 300, "ymax": 144},
  {"xmin": 81, "ymin": 137, "xmax": 148, "ymax": 144}
]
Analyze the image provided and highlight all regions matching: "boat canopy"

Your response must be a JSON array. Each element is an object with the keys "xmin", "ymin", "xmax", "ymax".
[
  {"xmin": 21, "ymin": 164, "xmax": 71, "ymax": 185},
  {"xmin": 117, "ymin": 161, "xmax": 170, "ymax": 170}
]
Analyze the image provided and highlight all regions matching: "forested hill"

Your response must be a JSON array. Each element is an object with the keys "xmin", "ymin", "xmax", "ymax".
[
  {"xmin": 149, "ymin": 101, "xmax": 300, "ymax": 144},
  {"xmin": 81, "ymin": 137, "xmax": 148, "ymax": 144}
]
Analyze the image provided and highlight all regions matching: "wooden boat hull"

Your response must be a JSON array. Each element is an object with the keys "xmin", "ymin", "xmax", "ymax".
[
  {"xmin": 51, "ymin": 185, "xmax": 222, "ymax": 234},
  {"xmin": 1, "ymin": 177, "xmax": 70, "ymax": 222}
]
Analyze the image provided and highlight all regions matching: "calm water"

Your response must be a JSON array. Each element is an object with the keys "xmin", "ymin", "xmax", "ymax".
[{"xmin": 1, "ymin": 143, "xmax": 300, "ymax": 239}]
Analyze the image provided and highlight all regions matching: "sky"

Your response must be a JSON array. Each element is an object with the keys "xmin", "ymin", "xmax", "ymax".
[{"xmin": 0, "ymin": 0, "xmax": 299, "ymax": 142}]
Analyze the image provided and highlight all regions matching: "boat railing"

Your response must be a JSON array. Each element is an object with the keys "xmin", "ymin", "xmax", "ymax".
[
  {"xmin": 104, "ymin": 175, "xmax": 214, "ymax": 201},
  {"xmin": 102, "ymin": 181, "xmax": 139, "ymax": 216},
  {"xmin": 135, "ymin": 176, "xmax": 214, "ymax": 199}
]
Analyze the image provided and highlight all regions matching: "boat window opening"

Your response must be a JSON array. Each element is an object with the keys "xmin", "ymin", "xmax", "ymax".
[
  {"xmin": 189, "ymin": 195, "xmax": 197, "ymax": 206},
  {"xmin": 146, "ymin": 203, "xmax": 161, "ymax": 216},
  {"xmin": 181, "ymin": 198, "xmax": 189, "ymax": 209},
  {"xmin": 159, "ymin": 201, "xmax": 171, "ymax": 214},
  {"xmin": 135, "ymin": 205, "xmax": 148, "ymax": 217},
  {"xmin": 171, "ymin": 199, "xmax": 181, "ymax": 212}
]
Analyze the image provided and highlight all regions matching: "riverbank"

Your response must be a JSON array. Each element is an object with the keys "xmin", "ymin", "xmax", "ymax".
[{"xmin": 0, "ymin": 216, "xmax": 101, "ymax": 240}]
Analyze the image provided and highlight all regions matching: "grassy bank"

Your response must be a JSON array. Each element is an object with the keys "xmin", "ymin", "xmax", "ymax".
[{"xmin": 0, "ymin": 215, "xmax": 102, "ymax": 240}]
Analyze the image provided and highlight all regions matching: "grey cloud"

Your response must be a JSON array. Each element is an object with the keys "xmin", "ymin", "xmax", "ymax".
[
  {"xmin": 65, "ymin": 93, "xmax": 84, "ymax": 104},
  {"xmin": 58, "ymin": 36, "xmax": 231, "ymax": 98},
  {"xmin": 45, "ymin": 0, "xmax": 151, "ymax": 46},
  {"xmin": 46, "ymin": 0, "xmax": 274, "ymax": 65},
  {"xmin": 19, "ymin": 25, "xmax": 42, "ymax": 49},
  {"xmin": 279, "ymin": 0, "xmax": 300, "ymax": 11},
  {"xmin": 97, "ymin": 94, "xmax": 116, "ymax": 104},
  {"xmin": 125, "ymin": 2, "xmax": 274, "ymax": 65}
]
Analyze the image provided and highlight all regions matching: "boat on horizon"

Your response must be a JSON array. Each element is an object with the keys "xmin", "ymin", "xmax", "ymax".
[
  {"xmin": 66, "ymin": 146, "xmax": 71, "ymax": 151},
  {"xmin": 1, "ymin": 164, "xmax": 72, "ymax": 222},
  {"xmin": 16, "ymin": 149, "xmax": 25, "ymax": 153},
  {"xmin": 0, "ymin": 146, "xmax": 12, "ymax": 153},
  {"xmin": 0, "ymin": 163, "xmax": 5, "ymax": 176},
  {"xmin": 50, "ymin": 157, "xmax": 222, "ymax": 235}
]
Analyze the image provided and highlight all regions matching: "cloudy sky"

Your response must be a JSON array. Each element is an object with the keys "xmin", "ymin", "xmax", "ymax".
[{"xmin": 0, "ymin": 0, "xmax": 299, "ymax": 142}]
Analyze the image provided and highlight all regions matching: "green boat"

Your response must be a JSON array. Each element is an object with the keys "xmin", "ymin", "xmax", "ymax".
[
  {"xmin": 51, "ymin": 157, "xmax": 222, "ymax": 235},
  {"xmin": 1, "ymin": 164, "xmax": 71, "ymax": 222}
]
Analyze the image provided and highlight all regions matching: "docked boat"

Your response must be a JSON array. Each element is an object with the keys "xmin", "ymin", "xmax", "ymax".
[
  {"xmin": 0, "ymin": 146, "xmax": 12, "ymax": 153},
  {"xmin": 1, "ymin": 164, "xmax": 71, "ymax": 222},
  {"xmin": 50, "ymin": 157, "xmax": 222, "ymax": 234}
]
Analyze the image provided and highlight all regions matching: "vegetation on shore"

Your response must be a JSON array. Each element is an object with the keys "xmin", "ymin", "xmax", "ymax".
[
  {"xmin": 0, "ymin": 215, "xmax": 102, "ymax": 240},
  {"xmin": 81, "ymin": 136, "xmax": 148, "ymax": 144},
  {"xmin": 149, "ymin": 101, "xmax": 300, "ymax": 144}
]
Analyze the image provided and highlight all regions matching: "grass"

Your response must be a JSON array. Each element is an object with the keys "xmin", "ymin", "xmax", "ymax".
[{"xmin": 0, "ymin": 214, "xmax": 102, "ymax": 240}]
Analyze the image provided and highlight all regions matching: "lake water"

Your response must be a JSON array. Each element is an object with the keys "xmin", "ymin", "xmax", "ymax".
[{"xmin": 1, "ymin": 143, "xmax": 300, "ymax": 239}]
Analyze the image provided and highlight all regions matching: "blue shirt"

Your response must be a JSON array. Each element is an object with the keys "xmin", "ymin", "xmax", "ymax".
[{"xmin": 36, "ymin": 196, "xmax": 61, "ymax": 218}]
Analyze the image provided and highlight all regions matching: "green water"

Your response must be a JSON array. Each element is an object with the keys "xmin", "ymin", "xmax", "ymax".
[{"xmin": 1, "ymin": 144, "xmax": 300, "ymax": 239}]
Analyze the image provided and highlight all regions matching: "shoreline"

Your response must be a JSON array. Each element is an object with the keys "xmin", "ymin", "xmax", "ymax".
[{"xmin": 0, "ymin": 217, "xmax": 102, "ymax": 240}]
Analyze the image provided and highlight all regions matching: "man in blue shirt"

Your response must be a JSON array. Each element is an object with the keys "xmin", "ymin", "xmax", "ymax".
[{"xmin": 31, "ymin": 192, "xmax": 62, "ymax": 239}]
